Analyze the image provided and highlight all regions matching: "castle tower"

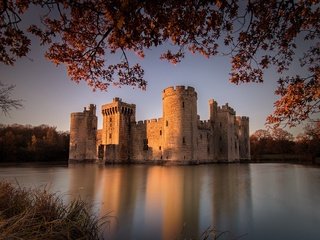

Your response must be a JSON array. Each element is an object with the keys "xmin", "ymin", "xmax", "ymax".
[
  {"xmin": 69, "ymin": 104, "xmax": 97, "ymax": 162},
  {"xmin": 207, "ymin": 99, "xmax": 219, "ymax": 160},
  {"xmin": 101, "ymin": 98, "xmax": 136, "ymax": 162},
  {"xmin": 209, "ymin": 99, "xmax": 218, "ymax": 122},
  {"xmin": 162, "ymin": 86, "xmax": 198, "ymax": 161},
  {"xmin": 236, "ymin": 116, "xmax": 250, "ymax": 160},
  {"xmin": 216, "ymin": 103, "xmax": 239, "ymax": 162}
]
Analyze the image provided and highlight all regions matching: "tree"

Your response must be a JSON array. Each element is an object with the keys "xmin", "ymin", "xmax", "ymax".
[
  {"xmin": 270, "ymin": 127, "xmax": 294, "ymax": 153},
  {"xmin": 271, "ymin": 128, "xmax": 293, "ymax": 141},
  {"xmin": 304, "ymin": 120, "xmax": 320, "ymax": 140},
  {"xmin": 0, "ymin": 124, "xmax": 69, "ymax": 162},
  {"xmin": 250, "ymin": 129, "xmax": 273, "ymax": 156},
  {"xmin": 294, "ymin": 120, "xmax": 320, "ymax": 159},
  {"xmin": 1, "ymin": 0, "xmax": 319, "ymax": 126},
  {"xmin": 250, "ymin": 128, "xmax": 294, "ymax": 155},
  {"xmin": 303, "ymin": 120, "xmax": 320, "ymax": 158},
  {"xmin": 250, "ymin": 129, "xmax": 271, "ymax": 141},
  {"xmin": 0, "ymin": 82, "xmax": 23, "ymax": 115}
]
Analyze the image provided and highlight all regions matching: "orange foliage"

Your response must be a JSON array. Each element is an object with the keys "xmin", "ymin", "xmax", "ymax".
[{"xmin": 0, "ymin": 0, "xmax": 319, "ymax": 126}]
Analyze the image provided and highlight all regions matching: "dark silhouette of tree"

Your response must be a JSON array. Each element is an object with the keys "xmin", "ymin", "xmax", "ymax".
[
  {"xmin": 0, "ymin": 124, "xmax": 69, "ymax": 162},
  {"xmin": 304, "ymin": 120, "xmax": 320, "ymax": 140},
  {"xmin": 270, "ymin": 128, "xmax": 294, "ymax": 154},
  {"xmin": 296, "ymin": 120, "xmax": 320, "ymax": 159},
  {"xmin": 0, "ymin": 82, "xmax": 23, "ymax": 115},
  {"xmin": 250, "ymin": 129, "xmax": 273, "ymax": 157},
  {"xmin": 251, "ymin": 124, "xmax": 320, "ymax": 163},
  {"xmin": 1, "ymin": 0, "xmax": 319, "ymax": 127}
]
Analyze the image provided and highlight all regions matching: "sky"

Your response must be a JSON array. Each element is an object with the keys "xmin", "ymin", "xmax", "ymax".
[
  {"xmin": 0, "ymin": 8, "xmax": 307, "ymax": 136},
  {"xmin": 1, "ymin": 41, "xmax": 304, "ymax": 136}
]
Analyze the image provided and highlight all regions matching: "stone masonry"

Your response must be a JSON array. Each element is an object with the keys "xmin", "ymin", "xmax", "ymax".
[{"xmin": 69, "ymin": 86, "xmax": 250, "ymax": 164}]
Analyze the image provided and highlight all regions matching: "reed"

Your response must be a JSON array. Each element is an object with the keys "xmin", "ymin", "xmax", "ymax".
[{"xmin": 0, "ymin": 181, "xmax": 107, "ymax": 240}]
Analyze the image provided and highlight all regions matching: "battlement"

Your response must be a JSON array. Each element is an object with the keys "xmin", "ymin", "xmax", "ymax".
[
  {"xmin": 218, "ymin": 103, "xmax": 236, "ymax": 115},
  {"xmin": 102, "ymin": 100, "xmax": 136, "ymax": 116},
  {"xmin": 198, "ymin": 120, "xmax": 211, "ymax": 130},
  {"xmin": 113, "ymin": 97, "xmax": 122, "ymax": 102},
  {"xmin": 236, "ymin": 116, "xmax": 249, "ymax": 121},
  {"xmin": 71, "ymin": 104, "xmax": 96, "ymax": 118},
  {"xmin": 236, "ymin": 116, "xmax": 249, "ymax": 126},
  {"xmin": 209, "ymin": 99, "xmax": 218, "ymax": 106},
  {"xmin": 134, "ymin": 117, "xmax": 163, "ymax": 126},
  {"xmin": 162, "ymin": 85, "xmax": 197, "ymax": 98},
  {"xmin": 148, "ymin": 118, "xmax": 158, "ymax": 123}
]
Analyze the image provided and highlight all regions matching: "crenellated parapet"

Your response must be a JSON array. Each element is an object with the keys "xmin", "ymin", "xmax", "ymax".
[
  {"xmin": 239, "ymin": 116, "xmax": 249, "ymax": 122},
  {"xmin": 198, "ymin": 120, "xmax": 211, "ymax": 130},
  {"xmin": 236, "ymin": 116, "xmax": 250, "ymax": 127},
  {"xmin": 133, "ymin": 117, "xmax": 163, "ymax": 127},
  {"xmin": 102, "ymin": 98, "xmax": 135, "ymax": 116},
  {"xmin": 162, "ymin": 85, "xmax": 197, "ymax": 99},
  {"xmin": 218, "ymin": 103, "xmax": 236, "ymax": 115},
  {"xmin": 71, "ymin": 104, "xmax": 96, "ymax": 118}
]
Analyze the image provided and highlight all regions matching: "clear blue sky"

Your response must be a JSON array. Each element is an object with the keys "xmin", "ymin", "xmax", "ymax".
[{"xmin": 0, "ymin": 6, "xmax": 306, "ymax": 136}]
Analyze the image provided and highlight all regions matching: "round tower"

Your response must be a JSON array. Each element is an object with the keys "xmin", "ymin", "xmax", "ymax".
[
  {"xmin": 162, "ymin": 86, "xmax": 198, "ymax": 161},
  {"xmin": 69, "ymin": 104, "xmax": 97, "ymax": 162}
]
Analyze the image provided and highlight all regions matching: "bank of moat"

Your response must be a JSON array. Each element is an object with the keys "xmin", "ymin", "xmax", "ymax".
[{"xmin": 69, "ymin": 86, "xmax": 250, "ymax": 164}]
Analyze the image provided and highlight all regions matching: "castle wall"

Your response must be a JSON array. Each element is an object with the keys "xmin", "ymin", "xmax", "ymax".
[
  {"xmin": 196, "ymin": 128, "xmax": 211, "ymax": 162},
  {"xmin": 146, "ymin": 118, "xmax": 163, "ymax": 161},
  {"xmin": 69, "ymin": 104, "xmax": 97, "ymax": 162},
  {"xmin": 130, "ymin": 121, "xmax": 148, "ymax": 161},
  {"xmin": 130, "ymin": 118, "xmax": 163, "ymax": 162}
]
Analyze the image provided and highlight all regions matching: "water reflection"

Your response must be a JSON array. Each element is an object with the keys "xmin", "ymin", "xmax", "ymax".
[
  {"xmin": 250, "ymin": 164, "xmax": 320, "ymax": 240},
  {"xmin": 97, "ymin": 166, "xmax": 149, "ymax": 239},
  {"xmin": 210, "ymin": 165, "xmax": 253, "ymax": 238},
  {"xmin": 66, "ymin": 164, "xmax": 254, "ymax": 239},
  {"xmin": 68, "ymin": 164, "xmax": 103, "ymax": 201},
  {"xmin": 1, "ymin": 164, "xmax": 319, "ymax": 240}
]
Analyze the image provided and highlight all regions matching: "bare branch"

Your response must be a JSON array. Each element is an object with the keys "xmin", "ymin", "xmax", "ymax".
[{"xmin": 0, "ymin": 82, "xmax": 23, "ymax": 115}]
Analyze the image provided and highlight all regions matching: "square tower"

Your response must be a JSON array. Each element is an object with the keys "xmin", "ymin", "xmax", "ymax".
[{"xmin": 101, "ymin": 98, "xmax": 136, "ymax": 162}]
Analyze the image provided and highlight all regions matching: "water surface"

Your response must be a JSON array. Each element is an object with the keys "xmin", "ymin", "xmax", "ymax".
[{"xmin": 0, "ymin": 163, "xmax": 319, "ymax": 240}]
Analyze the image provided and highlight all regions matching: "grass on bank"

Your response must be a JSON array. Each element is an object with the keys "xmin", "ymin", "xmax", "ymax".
[{"xmin": 0, "ymin": 181, "xmax": 107, "ymax": 240}]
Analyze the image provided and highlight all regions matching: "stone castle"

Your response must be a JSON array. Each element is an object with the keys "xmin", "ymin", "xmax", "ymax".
[{"xmin": 69, "ymin": 86, "xmax": 250, "ymax": 164}]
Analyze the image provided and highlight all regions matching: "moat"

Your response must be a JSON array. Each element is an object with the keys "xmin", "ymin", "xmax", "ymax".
[{"xmin": 1, "ymin": 163, "xmax": 320, "ymax": 240}]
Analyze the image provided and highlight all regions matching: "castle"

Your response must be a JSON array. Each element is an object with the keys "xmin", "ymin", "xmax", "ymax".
[{"xmin": 69, "ymin": 86, "xmax": 250, "ymax": 164}]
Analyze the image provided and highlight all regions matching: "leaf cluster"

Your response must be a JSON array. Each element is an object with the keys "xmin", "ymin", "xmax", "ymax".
[{"xmin": 0, "ymin": 0, "xmax": 319, "ymax": 126}]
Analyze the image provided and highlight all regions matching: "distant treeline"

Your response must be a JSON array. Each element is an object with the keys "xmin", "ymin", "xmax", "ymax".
[
  {"xmin": 250, "ymin": 122, "xmax": 320, "ymax": 163},
  {"xmin": 0, "ymin": 124, "xmax": 69, "ymax": 162}
]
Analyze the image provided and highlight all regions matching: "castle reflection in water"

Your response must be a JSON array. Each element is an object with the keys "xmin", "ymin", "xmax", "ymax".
[{"xmin": 68, "ymin": 164, "xmax": 253, "ymax": 240}]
